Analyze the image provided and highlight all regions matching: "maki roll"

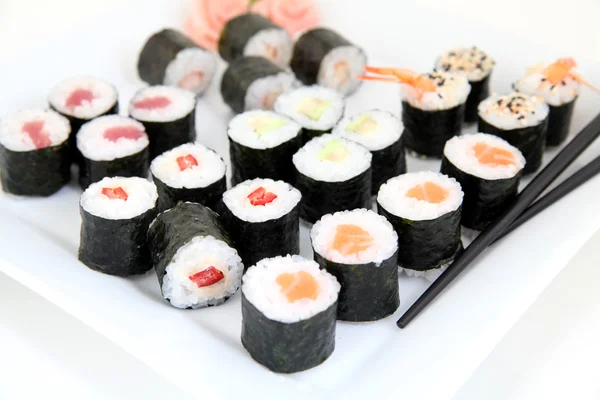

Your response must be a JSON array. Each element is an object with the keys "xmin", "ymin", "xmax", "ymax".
[
  {"xmin": 293, "ymin": 134, "xmax": 372, "ymax": 223},
  {"xmin": 241, "ymin": 255, "xmax": 340, "ymax": 373},
  {"xmin": 227, "ymin": 110, "xmax": 302, "ymax": 185},
  {"xmin": 137, "ymin": 28, "xmax": 216, "ymax": 96},
  {"xmin": 221, "ymin": 56, "xmax": 298, "ymax": 114},
  {"xmin": 0, "ymin": 109, "xmax": 71, "ymax": 196},
  {"xmin": 221, "ymin": 178, "xmax": 301, "ymax": 268},
  {"xmin": 311, "ymin": 209, "xmax": 399, "ymax": 322},
  {"xmin": 128, "ymin": 85, "xmax": 197, "ymax": 159},
  {"xmin": 219, "ymin": 13, "xmax": 293, "ymax": 68},
  {"xmin": 274, "ymin": 85, "xmax": 344, "ymax": 143},
  {"xmin": 79, "ymin": 177, "xmax": 158, "ymax": 276},
  {"xmin": 290, "ymin": 28, "xmax": 367, "ymax": 96},
  {"xmin": 478, "ymin": 92, "xmax": 549, "ymax": 174},
  {"xmin": 441, "ymin": 133, "xmax": 525, "ymax": 231},
  {"xmin": 435, "ymin": 46, "xmax": 495, "ymax": 122},
  {"xmin": 377, "ymin": 172, "xmax": 463, "ymax": 281},
  {"xmin": 77, "ymin": 115, "xmax": 149, "ymax": 189},
  {"xmin": 147, "ymin": 202, "xmax": 243, "ymax": 309},
  {"xmin": 332, "ymin": 110, "xmax": 405, "ymax": 194},
  {"xmin": 150, "ymin": 143, "xmax": 226, "ymax": 212}
]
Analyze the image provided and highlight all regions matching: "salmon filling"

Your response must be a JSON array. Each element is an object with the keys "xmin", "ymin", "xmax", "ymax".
[
  {"xmin": 133, "ymin": 96, "xmax": 172, "ymax": 110},
  {"xmin": 188, "ymin": 266, "xmax": 225, "ymax": 288},
  {"xmin": 276, "ymin": 271, "xmax": 319, "ymax": 302},
  {"xmin": 22, "ymin": 120, "xmax": 51, "ymax": 149},
  {"xmin": 334, "ymin": 61, "xmax": 350, "ymax": 85},
  {"xmin": 332, "ymin": 224, "xmax": 374, "ymax": 256},
  {"xmin": 472, "ymin": 142, "xmax": 516, "ymax": 167},
  {"xmin": 101, "ymin": 186, "xmax": 128, "ymax": 200},
  {"xmin": 65, "ymin": 88, "xmax": 95, "ymax": 110},
  {"xmin": 103, "ymin": 126, "xmax": 145, "ymax": 142},
  {"xmin": 177, "ymin": 70, "xmax": 204, "ymax": 91},
  {"xmin": 406, "ymin": 181, "xmax": 448, "ymax": 204}
]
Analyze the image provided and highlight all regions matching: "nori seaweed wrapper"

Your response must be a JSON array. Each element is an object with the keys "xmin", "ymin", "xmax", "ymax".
[
  {"xmin": 402, "ymin": 101, "xmax": 466, "ymax": 158},
  {"xmin": 546, "ymin": 99, "xmax": 576, "ymax": 146},
  {"xmin": 295, "ymin": 167, "xmax": 372, "ymax": 224},
  {"xmin": 78, "ymin": 148, "xmax": 149, "ymax": 189},
  {"xmin": 302, "ymin": 126, "xmax": 336, "ymax": 145},
  {"xmin": 465, "ymin": 75, "xmax": 491, "ymax": 123},
  {"xmin": 78, "ymin": 204, "xmax": 157, "ymax": 276},
  {"xmin": 219, "ymin": 13, "xmax": 284, "ymax": 64},
  {"xmin": 313, "ymin": 250, "xmax": 399, "ymax": 322},
  {"xmin": 441, "ymin": 156, "xmax": 522, "ymax": 231},
  {"xmin": 152, "ymin": 174, "xmax": 226, "ymax": 212},
  {"xmin": 371, "ymin": 137, "xmax": 406, "ymax": 195},
  {"xmin": 241, "ymin": 293, "xmax": 337, "ymax": 373},
  {"xmin": 134, "ymin": 110, "xmax": 196, "ymax": 160}
]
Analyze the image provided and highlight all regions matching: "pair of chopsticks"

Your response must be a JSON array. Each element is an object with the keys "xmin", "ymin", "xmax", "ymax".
[{"xmin": 397, "ymin": 113, "xmax": 600, "ymax": 328}]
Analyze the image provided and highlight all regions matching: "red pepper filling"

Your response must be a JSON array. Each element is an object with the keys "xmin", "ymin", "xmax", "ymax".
[
  {"xmin": 176, "ymin": 154, "xmax": 198, "ymax": 171},
  {"xmin": 22, "ymin": 120, "xmax": 51, "ymax": 149},
  {"xmin": 65, "ymin": 88, "xmax": 95, "ymax": 109},
  {"xmin": 133, "ymin": 96, "xmax": 172, "ymax": 110},
  {"xmin": 103, "ymin": 126, "xmax": 144, "ymax": 142},
  {"xmin": 247, "ymin": 187, "xmax": 277, "ymax": 206},
  {"xmin": 188, "ymin": 266, "xmax": 224, "ymax": 288},
  {"xmin": 101, "ymin": 186, "xmax": 128, "ymax": 200}
]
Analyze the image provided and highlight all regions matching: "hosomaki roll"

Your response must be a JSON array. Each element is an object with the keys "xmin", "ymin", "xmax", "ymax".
[
  {"xmin": 219, "ymin": 13, "xmax": 292, "ymax": 68},
  {"xmin": 332, "ymin": 110, "xmax": 406, "ymax": 194},
  {"xmin": 137, "ymin": 29, "xmax": 216, "ymax": 96},
  {"xmin": 79, "ymin": 177, "xmax": 158, "ymax": 276},
  {"xmin": 150, "ymin": 143, "xmax": 226, "ymax": 212},
  {"xmin": 227, "ymin": 110, "xmax": 302, "ymax": 185},
  {"xmin": 478, "ymin": 92, "xmax": 549, "ymax": 174},
  {"xmin": 241, "ymin": 255, "xmax": 340, "ymax": 373},
  {"xmin": 128, "ymin": 85, "xmax": 196, "ymax": 159},
  {"xmin": 377, "ymin": 171, "xmax": 463, "ymax": 281},
  {"xmin": 147, "ymin": 202, "xmax": 243, "ymax": 309},
  {"xmin": 441, "ymin": 133, "xmax": 525, "ymax": 231},
  {"xmin": 221, "ymin": 56, "xmax": 298, "ymax": 114},
  {"xmin": 290, "ymin": 28, "xmax": 367, "ymax": 96},
  {"xmin": 0, "ymin": 109, "xmax": 71, "ymax": 196},
  {"xmin": 76, "ymin": 116, "xmax": 150, "ymax": 189},
  {"xmin": 222, "ymin": 178, "xmax": 301, "ymax": 268},
  {"xmin": 311, "ymin": 209, "xmax": 399, "ymax": 322},
  {"xmin": 435, "ymin": 46, "xmax": 495, "ymax": 123},
  {"xmin": 274, "ymin": 85, "xmax": 344, "ymax": 144},
  {"xmin": 293, "ymin": 134, "xmax": 372, "ymax": 223}
]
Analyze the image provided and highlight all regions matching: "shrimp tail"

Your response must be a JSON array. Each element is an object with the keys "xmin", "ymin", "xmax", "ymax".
[{"xmin": 570, "ymin": 71, "xmax": 600, "ymax": 94}]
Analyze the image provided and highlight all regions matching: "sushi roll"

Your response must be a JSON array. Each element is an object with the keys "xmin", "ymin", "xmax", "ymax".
[
  {"xmin": 435, "ymin": 46, "xmax": 495, "ymax": 122},
  {"xmin": 441, "ymin": 133, "xmax": 525, "ymax": 231},
  {"xmin": 222, "ymin": 178, "xmax": 301, "ymax": 268},
  {"xmin": 221, "ymin": 56, "xmax": 298, "ymax": 114},
  {"xmin": 219, "ymin": 13, "xmax": 293, "ymax": 68},
  {"xmin": 290, "ymin": 28, "xmax": 367, "ymax": 96},
  {"xmin": 311, "ymin": 209, "xmax": 399, "ymax": 322},
  {"xmin": 147, "ymin": 202, "xmax": 243, "ymax": 309},
  {"xmin": 0, "ymin": 109, "xmax": 71, "ymax": 196},
  {"xmin": 79, "ymin": 176, "xmax": 158, "ymax": 276},
  {"xmin": 332, "ymin": 110, "xmax": 406, "ymax": 194},
  {"xmin": 478, "ymin": 92, "xmax": 549, "ymax": 174},
  {"xmin": 274, "ymin": 85, "xmax": 344, "ymax": 144},
  {"xmin": 293, "ymin": 134, "xmax": 372, "ymax": 223},
  {"xmin": 377, "ymin": 172, "xmax": 463, "ymax": 281},
  {"xmin": 128, "ymin": 85, "xmax": 197, "ymax": 159},
  {"xmin": 241, "ymin": 255, "xmax": 340, "ymax": 373},
  {"xmin": 76, "ymin": 115, "xmax": 150, "ymax": 189},
  {"xmin": 137, "ymin": 28, "xmax": 216, "ymax": 96},
  {"xmin": 150, "ymin": 143, "xmax": 226, "ymax": 212},
  {"xmin": 227, "ymin": 110, "xmax": 302, "ymax": 185}
]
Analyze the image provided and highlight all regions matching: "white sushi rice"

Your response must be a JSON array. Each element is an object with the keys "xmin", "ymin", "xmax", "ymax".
[
  {"xmin": 377, "ymin": 171, "xmax": 463, "ymax": 221},
  {"xmin": 444, "ymin": 133, "xmax": 525, "ymax": 180},
  {"xmin": 48, "ymin": 76, "xmax": 117, "ymax": 119},
  {"xmin": 164, "ymin": 47, "xmax": 217, "ymax": 96},
  {"xmin": 150, "ymin": 143, "xmax": 226, "ymax": 189},
  {"xmin": 80, "ymin": 176, "xmax": 158, "ymax": 220},
  {"xmin": 162, "ymin": 235, "xmax": 243, "ymax": 309},
  {"xmin": 128, "ymin": 85, "xmax": 196, "ymax": 123},
  {"xmin": 227, "ymin": 110, "xmax": 301, "ymax": 149},
  {"xmin": 244, "ymin": 72, "xmax": 299, "ymax": 111},
  {"xmin": 435, "ymin": 46, "xmax": 494, "ymax": 82},
  {"xmin": 514, "ymin": 62, "xmax": 580, "ymax": 106},
  {"xmin": 0, "ymin": 109, "xmax": 70, "ymax": 152},
  {"xmin": 317, "ymin": 45, "xmax": 367, "ymax": 96},
  {"xmin": 311, "ymin": 209, "xmax": 397, "ymax": 266},
  {"xmin": 478, "ymin": 93, "xmax": 549, "ymax": 130},
  {"xmin": 293, "ymin": 134, "xmax": 372, "ymax": 182},
  {"xmin": 402, "ymin": 265, "xmax": 447, "ymax": 282},
  {"xmin": 77, "ymin": 115, "xmax": 149, "ymax": 161},
  {"xmin": 244, "ymin": 28, "xmax": 293, "ymax": 68},
  {"xmin": 223, "ymin": 178, "xmax": 301, "ymax": 223},
  {"xmin": 274, "ymin": 85, "xmax": 344, "ymax": 130},
  {"xmin": 242, "ymin": 255, "xmax": 340, "ymax": 323},
  {"xmin": 332, "ymin": 110, "xmax": 402, "ymax": 151},
  {"xmin": 402, "ymin": 71, "xmax": 471, "ymax": 111}
]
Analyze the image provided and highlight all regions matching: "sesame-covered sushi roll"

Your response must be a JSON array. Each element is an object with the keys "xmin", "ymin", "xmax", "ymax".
[
  {"xmin": 293, "ymin": 134, "xmax": 372, "ymax": 223},
  {"xmin": 333, "ymin": 110, "xmax": 405, "ymax": 194},
  {"xmin": 147, "ymin": 202, "xmax": 243, "ymax": 309},
  {"xmin": 311, "ymin": 209, "xmax": 399, "ymax": 322},
  {"xmin": 129, "ymin": 86, "xmax": 196, "ymax": 159},
  {"xmin": 241, "ymin": 255, "xmax": 340, "ymax": 373},
  {"xmin": 227, "ymin": 110, "xmax": 302, "ymax": 185},
  {"xmin": 79, "ymin": 177, "xmax": 158, "ymax": 276},
  {"xmin": 478, "ymin": 92, "xmax": 549, "ymax": 174},
  {"xmin": 137, "ymin": 29, "xmax": 216, "ymax": 96},
  {"xmin": 441, "ymin": 133, "xmax": 525, "ymax": 231},
  {"xmin": 377, "ymin": 172, "xmax": 463, "ymax": 281},
  {"xmin": 275, "ymin": 85, "xmax": 344, "ymax": 144}
]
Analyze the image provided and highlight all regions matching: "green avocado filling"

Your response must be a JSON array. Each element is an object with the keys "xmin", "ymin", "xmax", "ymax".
[
  {"xmin": 297, "ymin": 97, "xmax": 331, "ymax": 121},
  {"xmin": 318, "ymin": 139, "xmax": 350, "ymax": 162},
  {"xmin": 347, "ymin": 115, "xmax": 378, "ymax": 135},
  {"xmin": 248, "ymin": 115, "xmax": 287, "ymax": 136}
]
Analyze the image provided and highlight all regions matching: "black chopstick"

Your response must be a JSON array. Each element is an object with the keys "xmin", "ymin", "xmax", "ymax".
[{"xmin": 397, "ymin": 112, "xmax": 600, "ymax": 329}]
